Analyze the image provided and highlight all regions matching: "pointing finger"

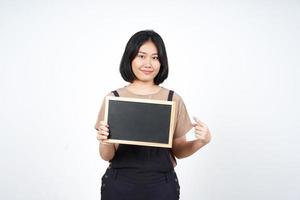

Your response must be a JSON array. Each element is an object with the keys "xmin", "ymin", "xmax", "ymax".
[
  {"xmin": 193, "ymin": 116, "xmax": 200, "ymax": 123},
  {"xmin": 193, "ymin": 117, "xmax": 207, "ymax": 127}
]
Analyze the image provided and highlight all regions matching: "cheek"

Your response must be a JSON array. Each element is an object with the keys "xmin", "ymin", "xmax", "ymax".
[
  {"xmin": 131, "ymin": 61, "xmax": 140, "ymax": 76},
  {"xmin": 155, "ymin": 63, "xmax": 161, "ymax": 71},
  {"xmin": 131, "ymin": 60, "xmax": 139, "ymax": 71},
  {"xmin": 135, "ymin": 59, "xmax": 145, "ymax": 67}
]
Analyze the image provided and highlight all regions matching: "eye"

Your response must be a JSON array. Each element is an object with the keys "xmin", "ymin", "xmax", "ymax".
[
  {"xmin": 152, "ymin": 56, "xmax": 159, "ymax": 60},
  {"xmin": 137, "ymin": 54, "xmax": 145, "ymax": 59}
]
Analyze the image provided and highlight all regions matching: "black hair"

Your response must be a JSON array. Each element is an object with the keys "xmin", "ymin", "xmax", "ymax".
[{"xmin": 119, "ymin": 30, "xmax": 169, "ymax": 85}]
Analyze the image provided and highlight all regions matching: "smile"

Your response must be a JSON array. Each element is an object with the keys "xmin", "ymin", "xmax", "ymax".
[{"xmin": 140, "ymin": 69, "xmax": 154, "ymax": 75}]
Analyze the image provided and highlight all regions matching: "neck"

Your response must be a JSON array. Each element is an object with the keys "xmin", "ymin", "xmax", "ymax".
[
  {"xmin": 131, "ymin": 80, "xmax": 155, "ymax": 88},
  {"xmin": 127, "ymin": 80, "xmax": 160, "ymax": 95}
]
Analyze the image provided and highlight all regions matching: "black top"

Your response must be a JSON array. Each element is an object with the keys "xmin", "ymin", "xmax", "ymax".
[{"xmin": 110, "ymin": 90, "xmax": 175, "ymax": 174}]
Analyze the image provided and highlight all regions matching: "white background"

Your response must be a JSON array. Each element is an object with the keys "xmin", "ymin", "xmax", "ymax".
[{"xmin": 0, "ymin": 0, "xmax": 299, "ymax": 199}]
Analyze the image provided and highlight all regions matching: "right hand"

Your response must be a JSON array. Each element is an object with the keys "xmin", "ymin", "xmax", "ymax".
[{"xmin": 96, "ymin": 121, "xmax": 110, "ymax": 144}]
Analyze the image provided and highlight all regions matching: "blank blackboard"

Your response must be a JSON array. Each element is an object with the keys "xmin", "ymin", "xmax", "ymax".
[{"xmin": 104, "ymin": 96, "xmax": 176, "ymax": 148}]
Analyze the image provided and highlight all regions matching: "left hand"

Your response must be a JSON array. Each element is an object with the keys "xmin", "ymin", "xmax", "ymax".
[{"xmin": 192, "ymin": 117, "xmax": 211, "ymax": 144}]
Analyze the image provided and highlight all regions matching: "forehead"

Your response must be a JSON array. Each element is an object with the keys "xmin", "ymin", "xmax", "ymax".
[{"xmin": 138, "ymin": 41, "xmax": 158, "ymax": 54}]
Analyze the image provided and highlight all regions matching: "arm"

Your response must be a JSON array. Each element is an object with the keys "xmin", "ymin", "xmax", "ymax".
[
  {"xmin": 96, "ymin": 121, "xmax": 116, "ymax": 161},
  {"xmin": 172, "ymin": 117, "xmax": 211, "ymax": 159}
]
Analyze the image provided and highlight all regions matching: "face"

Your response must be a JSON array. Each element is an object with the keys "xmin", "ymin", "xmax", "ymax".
[{"xmin": 131, "ymin": 40, "xmax": 161, "ymax": 84}]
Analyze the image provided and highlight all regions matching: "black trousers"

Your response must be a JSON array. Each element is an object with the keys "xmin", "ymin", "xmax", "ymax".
[{"xmin": 101, "ymin": 167, "xmax": 180, "ymax": 200}]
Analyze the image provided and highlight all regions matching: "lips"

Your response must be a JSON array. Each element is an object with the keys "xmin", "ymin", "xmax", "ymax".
[{"xmin": 140, "ymin": 69, "xmax": 153, "ymax": 75}]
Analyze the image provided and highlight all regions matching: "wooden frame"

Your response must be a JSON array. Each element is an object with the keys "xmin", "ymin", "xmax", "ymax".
[{"xmin": 104, "ymin": 96, "xmax": 176, "ymax": 148}]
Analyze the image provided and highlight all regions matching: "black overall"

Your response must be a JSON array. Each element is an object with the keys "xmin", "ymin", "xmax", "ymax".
[{"xmin": 100, "ymin": 90, "xmax": 180, "ymax": 200}]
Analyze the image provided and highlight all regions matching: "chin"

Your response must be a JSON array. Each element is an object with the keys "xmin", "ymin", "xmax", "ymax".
[
  {"xmin": 140, "ymin": 79, "xmax": 155, "ymax": 83},
  {"xmin": 136, "ymin": 75, "xmax": 154, "ymax": 81}
]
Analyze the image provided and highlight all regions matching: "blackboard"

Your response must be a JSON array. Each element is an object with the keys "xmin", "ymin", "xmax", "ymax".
[{"xmin": 104, "ymin": 96, "xmax": 176, "ymax": 148}]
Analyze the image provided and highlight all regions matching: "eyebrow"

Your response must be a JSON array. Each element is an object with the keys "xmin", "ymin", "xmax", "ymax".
[{"xmin": 138, "ymin": 51, "xmax": 158, "ymax": 56}]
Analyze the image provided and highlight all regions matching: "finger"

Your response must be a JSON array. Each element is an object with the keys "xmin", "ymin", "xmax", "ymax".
[
  {"xmin": 192, "ymin": 123, "xmax": 200, "ymax": 127},
  {"xmin": 99, "ymin": 125, "xmax": 109, "ymax": 132},
  {"xmin": 192, "ymin": 123, "xmax": 204, "ymax": 127},
  {"xmin": 195, "ymin": 132, "xmax": 205, "ymax": 139},
  {"xmin": 195, "ymin": 130, "xmax": 207, "ymax": 136},
  {"xmin": 99, "ymin": 133, "xmax": 109, "ymax": 139},
  {"xmin": 100, "ymin": 121, "xmax": 109, "ymax": 127},
  {"xmin": 195, "ymin": 131, "xmax": 207, "ymax": 140},
  {"xmin": 195, "ymin": 127, "xmax": 209, "ymax": 135},
  {"xmin": 194, "ymin": 126, "xmax": 207, "ymax": 132},
  {"xmin": 193, "ymin": 116, "xmax": 200, "ymax": 123},
  {"xmin": 193, "ymin": 117, "xmax": 208, "ymax": 127},
  {"xmin": 193, "ymin": 123, "xmax": 208, "ymax": 130},
  {"xmin": 95, "ymin": 121, "xmax": 107, "ymax": 130},
  {"xmin": 195, "ymin": 130, "xmax": 211, "ymax": 140},
  {"xmin": 98, "ymin": 130, "xmax": 109, "ymax": 136},
  {"xmin": 97, "ymin": 134, "xmax": 108, "ymax": 141},
  {"xmin": 193, "ymin": 117, "xmax": 204, "ymax": 125}
]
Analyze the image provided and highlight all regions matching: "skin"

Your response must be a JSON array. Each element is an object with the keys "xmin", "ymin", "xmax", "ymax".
[{"xmin": 96, "ymin": 40, "xmax": 211, "ymax": 161}]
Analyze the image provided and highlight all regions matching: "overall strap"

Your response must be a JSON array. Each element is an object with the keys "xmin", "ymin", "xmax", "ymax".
[
  {"xmin": 167, "ymin": 90, "xmax": 174, "ymax": 101},
  {"xmin": 112, "ymin": 90, "xmax": 120, "ymax": 97}
]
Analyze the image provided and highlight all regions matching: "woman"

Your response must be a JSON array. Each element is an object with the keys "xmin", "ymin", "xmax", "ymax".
[{"xmin": 95, "ymin": 30, "xmax": 211, "ymax": 200}]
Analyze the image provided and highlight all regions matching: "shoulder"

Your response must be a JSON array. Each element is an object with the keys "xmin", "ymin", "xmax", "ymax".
[
  {"xmin": 159, "ymin": 87, "xmax": 189, "ymax": 107},
  {"xmin": 103, "ymin": 87, "xmax": 127, "ymax": 97},
  {"xmin": 162, "ymin": 87, "xmax": 185, "ymax": 102}
]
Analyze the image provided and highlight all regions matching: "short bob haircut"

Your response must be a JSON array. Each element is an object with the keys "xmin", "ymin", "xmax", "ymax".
[{"xmin": 119, "ymin": 30, "xmax": 169, "ymax": 85}]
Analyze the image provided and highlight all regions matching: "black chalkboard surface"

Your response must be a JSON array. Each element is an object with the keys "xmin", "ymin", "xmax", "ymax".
[{"xmin": 104, "ymin": 96, "xmax": 176, "ymax": 148}]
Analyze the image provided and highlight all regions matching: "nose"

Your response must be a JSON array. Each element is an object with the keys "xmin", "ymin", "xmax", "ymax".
[{"xmin": 143, "ymin": 57, "xmax": 152, "ymax": 67}]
